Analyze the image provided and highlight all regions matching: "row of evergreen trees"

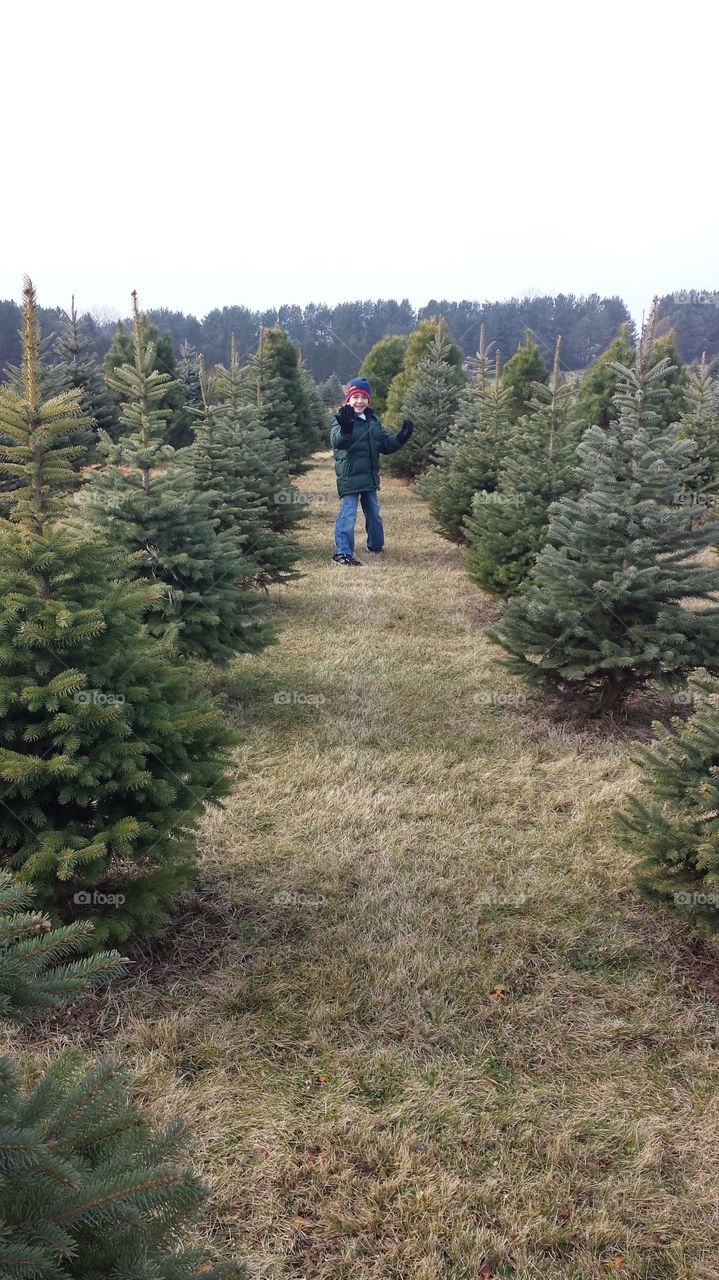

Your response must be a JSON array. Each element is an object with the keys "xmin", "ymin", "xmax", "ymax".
[
  {"xmin": 0, "ymin": 280, "xmax": 329, "ymax": 946},
  {"xmin": 378, "ymin": 303, "xmax": 719, "ymax": 933}
]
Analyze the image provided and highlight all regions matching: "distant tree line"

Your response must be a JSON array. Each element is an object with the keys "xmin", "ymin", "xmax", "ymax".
[{"xmin": 3, "ymin": 290, "xmax": 717, "ymax": 387}]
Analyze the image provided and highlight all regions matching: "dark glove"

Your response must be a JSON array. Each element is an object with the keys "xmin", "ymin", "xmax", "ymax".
[
  {"xmin": 336, "ymin": 404, "xmax": 355, "ymax": 435},
  {"xmin": 398, "ymin": 418, "xmax": 414, "ymax": 441}
]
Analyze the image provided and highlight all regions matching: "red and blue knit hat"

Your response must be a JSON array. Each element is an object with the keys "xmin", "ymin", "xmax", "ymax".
[{"xmin": 344, "ymin": 377, "xmax": 372, "ymax": 405}]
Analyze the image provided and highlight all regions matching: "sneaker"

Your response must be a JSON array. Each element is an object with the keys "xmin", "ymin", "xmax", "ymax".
[
  {"xmin": 332, "ymin": 552, "xmax": 363, "ymax": 566},
  {"xmin": 366, "ymin": 547, "xmax": 384, "ymax": 554}
]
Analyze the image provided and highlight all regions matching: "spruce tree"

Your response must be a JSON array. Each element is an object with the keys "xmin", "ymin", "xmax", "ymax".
[
  {"xmin": 319, "ymin": 371, "xmax": 344, "ymax": 409},
  {"xmin": 383, "ymin": 331, "xmax": 463, "ymax": 480},
  {"xmin": 615, "ymin": 668, "xmax": 719, "ymax": 934},
  {"xmin": 104, "ymin": 315, "xmax": 194, "ymax": 448},
  {"xmin": 183, "ymin": 350, "xmax": 303, "ymax": 590},
  {"xmin": 500, "ymin": 329, "xmax": 549, "ymax": 423},
  {"xmin": 573, "ymin": 323, "xmax": 636, "ymax": 431},
  {"xmin": 486, "ymin": 308, "xmax": 719, "ymax": 715},
  {"xmin": 246, "ymin": 326, "xmax": 321, "ymax": 472},
  {"xmin": 359, "ymin": 334, "xmax": 408, "ymax": 414},
  {"xmin": 0, "ymin": 1047, "xmax": 248, "ymax": 1278},
  {"xmin": 416, "ymin": 331, "xmax": 513, "ymax": 542},
  {"xmin": 0, "ymin": 279, "xmax": 239, "ymax": 943},
  {"xmin": 216, "ymin": 336, "xmax": 306, "ymax": 538},
  {"xmin": 82, "ymin": 294, "xmax": 274, "ymax": 663},
  {"xmin": 52, "ymin": 297, "xmax": 118, "ymax": 455},
  {"xmin": 574, "ymin": 320, "xmax": 688, "ymax": 436},
  {"xmin": 464, "ymin": 337, "xmax": 584, "ymax": 596},
  {"xmin": 384, "ymin": 317, "xmax": 464, "ymax": 427},
  {"xmin": 675, "ymin": 352, "xmax": 719, "ymax": 505},
  {"xmin": 0, "ymin": 875, "xmax": 246, "ymax": 1276},
  {"xmin": 0, "ymin": 869, "xmax": 125, "ymax": 1021}
]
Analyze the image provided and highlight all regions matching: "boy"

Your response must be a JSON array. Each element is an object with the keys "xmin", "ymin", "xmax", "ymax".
[{"xmin": 329, "ymin": 377, "xmax": 414, "ymax": 566}]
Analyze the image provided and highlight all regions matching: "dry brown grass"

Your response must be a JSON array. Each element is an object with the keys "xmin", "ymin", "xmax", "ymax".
[{"xmin": 6, "ymin": 453, "xmax": 719, "ymax": 1279}]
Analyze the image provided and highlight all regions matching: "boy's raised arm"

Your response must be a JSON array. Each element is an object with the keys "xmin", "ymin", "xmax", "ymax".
[{"xmin": 378, "ymin": 418, "xmax": 414, "ymax": 454}]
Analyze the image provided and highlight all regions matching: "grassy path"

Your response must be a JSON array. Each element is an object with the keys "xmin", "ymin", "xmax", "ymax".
[{"xmin": 13, "ymin": 452, "xmax": 719, "ymax": 1279}]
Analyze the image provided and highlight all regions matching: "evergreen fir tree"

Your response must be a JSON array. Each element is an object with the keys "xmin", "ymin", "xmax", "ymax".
[
  {"xmin": 52, "ymin": 297, "xmax": 118, "ymax": 455},
  {"xmin": 82, "ymin": 293, "xmax": 274, "ymax": 663},
  {"xmin": 574, "ymin": 319, "xmax": 688, "ymax": 435},
  {"xmin": 298, "ymin": 352, "xmax": 332, "ymax": 450},
  {"xmin": 216, "ymin": 336, "xmax": 306, "ymax": 538},
  {"xmin": 0, "ymin": 1044, "xmax": 247, "ymax": 1278},
  {"xmin": 573, "ymin": 322, "xmax": 636, "ymax": 431},
  {"xmin": 383, "ymin": 331, "xmax": 462, "ymax": 480},
  {"xmin": 0, "ymin": 279, "xmax": 240, "ymax": 944},
  {"xmin": 675, "ymin": 352, "xmax": 719, "ymax": 506},
  {"xmin": 182, "ymin": 350, "xmax": 303, "ymax": 589},
  {"xmin": 0, "ymin": 869, "xmax": 125, "ymax": 1022},
  {"xmin": 614, "ymin": 667, "xmax": 719, "ymax": 933},
  {"xmin": 500, "ymin": 329, "xmax": 550, "ymax": 423},
  {"xmin": 177, "ymin": 338, "xmax": 204, "ymax": 419},
  {"xmin": 464, "ymin": 337, "xmax": 584, "ymax": 596},
  {"xmin": 104, "ymin": 315, "xmax": 194, "ymax": 448},
  {"xmin": 359, "ymin": 334, "xmax": 408, "ymax": 414},
  {"xmin": 245, "ymin": 326, "xmax": 321, "ymax": 472},
  {"xmin": 384, "ymin": 317, "xmax": 465, "ymax": 427},
  {"xmin": 487, "ymin": 306, "xmax": 719, "ymax": 715},
  {"xmin": 319, "ymin": 371, "xmax": 344, "ymax": 409},
  {"xmin": 416, "ymin": 331, "xmax": 512, "ymax": 542}
]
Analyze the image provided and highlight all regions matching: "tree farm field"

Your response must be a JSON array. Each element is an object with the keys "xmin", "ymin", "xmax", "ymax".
[{"xmin": 6, "ymin": 450, "xmax": 719, "ymax": 1280}]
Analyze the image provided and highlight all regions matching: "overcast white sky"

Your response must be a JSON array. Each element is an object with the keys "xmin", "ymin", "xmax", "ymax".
[{"xmin": 2, "ymin": 0, "xmax": 717, "ymax": 332}]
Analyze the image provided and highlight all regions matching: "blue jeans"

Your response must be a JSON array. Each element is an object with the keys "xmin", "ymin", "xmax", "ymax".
[{"xmin": 334, "ymin": 489, "xmax": 384, "ymax": 555}]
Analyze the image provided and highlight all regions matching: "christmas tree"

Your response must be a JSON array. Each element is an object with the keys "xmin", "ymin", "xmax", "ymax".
[
  {"xmin": 383, "ymin": 331, "xmax": 462, "ymax": 479},
  {"xmin": 384, "ymin": 316, "xmax": 465, "ymax": 427},
  {"xmin": 615, "ymin": 668, "xmax": 719, "ymax": 934},
  {"xmin": 0, "ymin": 882, "xmax": 245, "ymax": 1276},
  {"xmin": 416, "ymin": 330, "xmax": 513, "ymax": 542},
  {"xmin": 464, "ymin": 337, "xmax": 583, "ymax": 596},
  {"xmin": 500, "ymin": 329, "xmax": 549, "ymax": 423},
  {"xmin": 183, "ymin": 348, "xmax": 304, "ymax": 590},
  {"xmin": 487, "ymin": 305, "xmax": 719, "ymax": 715},
  {"xmin": 0, "ymin": 279, "xmax": 239, "ymax": 944},
  {"xmin": 359, "ymin": 334, "xmax": 408, "ymax": 415},
  {"xmin": 216, "ymin": 336, "xmax": 306, "ymax": 540},
  {"xmin": 675, "ymin": 352, "xmax": 719, "ymax": 507},
  {"xmin": 573, "ymin": 323, "xmax": 636, "ymax": 430},
  {"xmin": 82, "ymin": 293, "xmax": 274, "ymax": 663},
  {"xmin": 0, "ymin": 869, "xmax": 125, "ymax": 1021},
  {"xmin": 104, "ymin": 314, "xmax": 194, "ymax": 448},
  {"xmin": 245, "ymin": 326, "xmax": 321, "ymax": 472},
  {"xmin": 52, "ymin": 297, "xmax": 118, "ymax": 455}
]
